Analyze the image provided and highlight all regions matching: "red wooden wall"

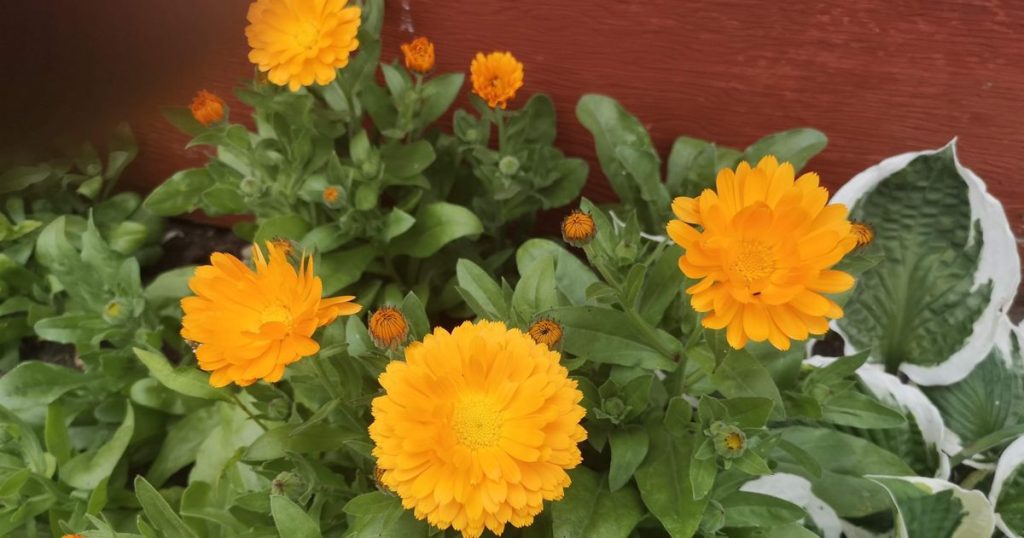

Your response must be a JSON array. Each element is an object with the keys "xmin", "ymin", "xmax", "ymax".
[{"xmin": 2, "ymin": 0, "xmax": 1023, "ymax": 242}]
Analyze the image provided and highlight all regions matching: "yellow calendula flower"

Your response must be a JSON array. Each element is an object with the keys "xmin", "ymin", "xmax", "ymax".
[
  {"xmin": 245, "ymin": 0, "xmax": 362, "ymax": 92},
  {"xmin": 470, "ymin": 51, "xmax": 524, "ymax": 109},
  {"xmin": 370, "ymin": 320, "xmax": 587, "ymax": 538},
  {"xmin": 401, "ymin": 36, "xmax": 435, "ymax": 74},
  {"xmin": 368, "ymin": 306, "xmax": 409, "ymax": 349},
  {"xmin": 181, "ymin": 242, "xmax": 361, "ymax": 387},
  {"xmin": 190, "ymin": 89, "xmax": 225, "ymax": 126},
  {"xmin": 850, "ymin": 221, "xmax": 874, "ymax": 247},
  {"xmin": 667, "ymin": 156, "xmax": 857, "ymax": 351}
]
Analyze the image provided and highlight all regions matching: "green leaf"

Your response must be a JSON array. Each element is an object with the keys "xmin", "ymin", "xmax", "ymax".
[
  {"xmin": 319, "ymin": 244, "xmax": 376, "ymax": 295},
  {"xmin": 244, "ymin": 424, "xmax": 361, "ymax": 461},
  {"xmin": 200, "ymin": 185, "xmax": 248, "ymax": 215},
  {"xmin": 820, "ymin": 390, "xmax": 907, "ymax": 429},
  {"xmin": 146, "ymin": 405, "xmax": 221, "ymax": 487},
  {"xmin": 516, "ymin": 238, "xmax": 599, "ymax": 306},
  {"xmin": 868, "ymin": 477, "xmax": 994, "ymax": 538},
  {"xmin": 271, "ymin": 495, "xmax": 321, "ymax": 538},
  {"xmin": 144, "ymin": 266, "xmax": 196, "ymax": 306},
  {"xmin": 551, "ymin": 467, "xmax": 645, "ymax": 538},
  {"xmin": 44, "ymin": 403, "xmax": 71, "ymax": 465},
  {"xmin": 162, "ymin": 107, "xmax": 206, "ymax": 137},
  {"xmin": 134, "ymin": 476, "xmax": 199, "ymax": 538},
  {"xmin": 381, "ymin": 208, "xmax": 416, "ymax": 242},
  {"xmin": 400, "ymin": 292, "xmax": 430, "ymax": 340},
  {"xmin": 837, "ymin": 146, "xmax": 1002, "ymax": 375},
  {"xmin": 719, "ymin": 491, "xmax": 805, "ymax": 528},
  {"xmin": 547, "ymin": 306, "xmax": 677, "ymax": 370},
  {"xmin": 343, "ymin": 492, "xmax": 430, "ymax": 537},
  {"xmin": 665, "ymin": 136, "xmax": 722, "ymax": 197},
  {"xmin": 773, "ymin": 426, "xmax": 915, "ymax": 517},
  {"xmin": 455, "ymin": 259, "xmax": 508, "ymax": 320},
  {"xmin": 143, "ymin": 168, "xmax": 213, "ymax": 216},
  {"xmin": 512, "ymin": 254, "xmax": 558, "ymax": 322},
  {"xmin": 608, "ymin": 426, "xmax": 649, "ymax": 492},
  {"xmin": 0, "ymin": 165, "xmax": 50, "ymax": 195},
  {"xmin": 711, "ymin": 350, "xmax": 785, "ymax": 420},
  {"xmin": 0, "ymin": 361, "xmax": 90, "ymax": 411},
  {"xmin": 575, "ymin": 94, "xmax": 670, "ymax": 231},
  {"xmin": 61, "ymin": 404, "xmax": 135, "ymax": 490},
  {"xmin": 255, "ymin": 214, "xmax": 312, "ymax": 244},
  {"xmin": 924, "ymin": 344, "xmax": 1023, "ymax": 448},
  {"xmin": 133, "ymin": 348, "xmax": 230, "ymax": 401},
  {"xmin": 390, "ymin": 202, "xmax": 483, "ymax": 258},
  {"xmin": 635, "ymin": 429, "xmax": 707, "ymax": 537},
  {"xmin": 381, "ymin": 140, "xmax": 436, "ymax": 180},
  {"xmin": 419, "ymin": 73, "xmax": 464, "ymax": 126},
  {"xmin": 743, "ymin": 128, "xmax": 827, "ymax": 172},
  {"xmin": 720, "ymin": 397, "xmax": 775, "ymax": 429},
  {"xmin": 689, "ymin": 448, "xmax": 716, "ymax": 500}
]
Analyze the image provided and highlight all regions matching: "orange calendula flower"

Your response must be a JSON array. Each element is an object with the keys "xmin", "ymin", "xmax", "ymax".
[
  {"xmin": 470, "ymin": 51, "xmax": 524, "ymax": 109},
  {"xmin": 528, "ymin": 318, "xmax": 563, "ymax": 348},
  {"xmin": 401, "ymin": 36, "xmax": 435, "ymax": 74},
  {"xmin": 62, "ymin": 535, "xmax": 85, "ymax": 538},
  {"xmin": 368, "ymin": 306, "xmax": 409, "ymax": 349},
  {"xmin": 181, "ymin": 242, "xmax": 361, "ymax": 387},
  {"xmin": 245, "ymin": 0, "xmax": 361, "ymax": 92},
  {"xmin": 561, "ymin": 209, "xmax": 596, "ymax": 247},
  {"xmin": 850, "ymin": 221, "xmax": 874, "ymax": 247},
  {"xmin": 190, "ymin": 90, "xmax": 225, "ymax": 126},
  {"xmin": 667, "ymin": 156, "xmax": 857, "ymax": 351},
  {"xmin": 370, "ymin": 320, "xmax": 587, "ymax": 538}
]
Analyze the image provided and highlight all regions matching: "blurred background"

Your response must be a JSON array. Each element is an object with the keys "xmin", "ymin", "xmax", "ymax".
[{"xmin": 1, "ymin": 0, "xmax": 1022, "ymax": 239}]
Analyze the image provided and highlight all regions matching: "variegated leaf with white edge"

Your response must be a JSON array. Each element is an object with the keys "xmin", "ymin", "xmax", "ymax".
[
  {"xmin": 740, "ymin": 473, "xmax": 843, "ymax": 538},
  {"xmin": 867, "ymin": 475, "xmax": 995, "ymax": 538},
  {"xmin": 989, "ymin": 435, "xmax": 1024, "ymax": 538},
  {"xmin": 831, "ymin": 141, "xmax": 1019, "ymax": 386}
]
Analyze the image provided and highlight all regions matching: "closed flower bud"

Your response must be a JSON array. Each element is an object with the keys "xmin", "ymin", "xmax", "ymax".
[
  {"xmin": 498, "ymin": 155, "xmax": 520, "ymax": 176},
  {"xmin": 528, "ymin": 318, "xmax": 563, "ymax": 348},
  {"xmin": 240, "ymin": 177, "xmax": 263, "ymax": 196},
  {"xmin": 271, "ymin": 471, "xmax": 304, "ymax": 499},
  {"xmin": 710, "ymin": 421, "xmax": 746, "ymax": 459},
  {"xmin": 368, "ymin": 306, "xmax": 409, "ymax": 349},
  {"xmin": 102, "ymin": 298, "xmax": 130, "ymax": 324},
  {"xmin": 322, "ymin": 185, "xmax": 342, "ymax": 208},
  {"xmin": 561, "ymin": 209, "xmax": 596, "ymax": 247},
  {"xmin": 850, "ymin": 221, "xmax": 874, "ymax": 247},
  {"xmin": 190, "ymin": 89, "xmax": 225, "ymax": 126}
]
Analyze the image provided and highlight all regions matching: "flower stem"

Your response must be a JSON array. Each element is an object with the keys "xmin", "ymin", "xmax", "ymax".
[
  {"xmin": 231, "ymin": 392, "xmax": 268, "ymax": 432},
  {"xmin": 494, "ymin": 107, "xmax": 507, "ymax": 150}
]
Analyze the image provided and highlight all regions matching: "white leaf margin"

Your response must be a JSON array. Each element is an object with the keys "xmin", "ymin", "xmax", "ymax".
[
  {"xmin": 867, "ymin": 475, "xmax": 995, "ymax": 538},
  {"xmin": 831, "ymin": 140, "xmax": 1020, "ymax": 386},
  {"xmin": 805, "ymin": 356, "xmax": 952, "ymax": 479},
  {"xmin": 740, "ymin": 473, "xmax": 843, "ymax": 538},
  {"xmin": 990, "ymin": 435, "xmax": 1024, "ymax": 538}
]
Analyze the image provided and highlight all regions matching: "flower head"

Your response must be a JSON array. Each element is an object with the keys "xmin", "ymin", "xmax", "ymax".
[
  {"xmin": 850, "ymin": 221, "xmax": 874, "ymax": 247},
  {"xmin": 528, "ymin": 318, "xmax": 563, "ymax": 348},
  {"xmin": 561, "ymin": 210, "xmax": 596, "ymax": 247},
  {"xmin": 245, "ymin": 0, "xmax": 362, "ymax": 92},
  {"xmin": 370, "ymin": 320, "xmax": 587, "ymax": 538},
  {"xmin": 322, "ymin": 185, "xmax": 342, "ymax": 207},
  {"xmin": 710, "ymin": 421, "xmax": 746, "ymax": 459},
  {"xmin": 190, "ymin": 90, "xmax": 225, "ymax": 126},
  {"xmin": 470, "ymin": 51, "xmax": 524, "ymax": 109},
  {"xmin": 667, "ymin": 156, "xmax": 857, "ymax": 351},
  {"xmin": 401, "ymin": 36, "xmax": 435, "ymax": 74},
  {"xmin": 62, "ymin": 535, "xmax": 85, "ymax": 538},
  {"xmin": 368, "ymin": 306, "xmax": 409, "ymax": 349},
  {"xmin": 181, "ymin": 242, "xmax": 361, "ymax": 387}
]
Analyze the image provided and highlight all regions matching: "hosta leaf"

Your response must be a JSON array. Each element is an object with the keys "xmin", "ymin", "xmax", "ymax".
[
  {"xmin": 740, "ymin": 473, "xmax": 843, "ymax": 538},
  {"xmin": 833, "ymin": 142, "xmax": 1019, "ymax": 385},
  {"xmin": 869, "ymin": 476, "xmax": 994, "ymax": 538},
  {"xmin": 922, "ymin": 320, "xmax": 1024, "ymax": 452},
  {"xmin": 990, "ymin": 436, "xmax": 1024, "ymax": 537}
]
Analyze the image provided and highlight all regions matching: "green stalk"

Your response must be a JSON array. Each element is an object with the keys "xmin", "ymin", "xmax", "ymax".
[{"xmin": 231, "ymin": 392, "xmax": 268, "ymax": 432}]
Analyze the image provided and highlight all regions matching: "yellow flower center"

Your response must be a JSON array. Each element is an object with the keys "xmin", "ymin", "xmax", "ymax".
[
  {"xmin": 294, "ymin": 22, "xmax": 320, "ymax": 50},
  {"xmin": 260, "ymin": 304, "xmax": 293, "ymax": 326},
  {"xmin": 731, "ymin": 240, "xmax": 776, "ymax": 284},
  {"xmin": 452, "ymin": 395, "xmax": 503, "ymax": 449},
  {"xmin": 725, "ymin": 432, "xmax": 744, "ymax": 450}
]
